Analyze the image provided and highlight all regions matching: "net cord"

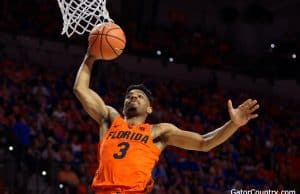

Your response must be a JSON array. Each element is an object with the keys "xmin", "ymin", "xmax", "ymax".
[{"xmin": 57, "ymin": 0, "xmax": 113, "ymax": 37}]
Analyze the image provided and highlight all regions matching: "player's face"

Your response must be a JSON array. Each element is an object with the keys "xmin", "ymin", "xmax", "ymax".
[{"xmin": 123, "ymin": 89, "xmax": 152, "ymax": 118}]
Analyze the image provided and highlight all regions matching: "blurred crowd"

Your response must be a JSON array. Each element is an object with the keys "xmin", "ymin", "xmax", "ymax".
[
  {"xmin": 1, "ymin": 0, "xmax": 299, "ymax": 80},
  {"xmin": 0, "ymin": 0, "xmax": 299, "ymax": 193},
  {"xmin": 0, "ymin": 58, "xmax": 299, "ymax": 194},
  {"xmin": 0, "ymin": 0, "xmax": 231, "ymax": 68}
]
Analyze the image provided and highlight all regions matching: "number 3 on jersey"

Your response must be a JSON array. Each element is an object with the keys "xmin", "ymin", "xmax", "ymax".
[{"xmin": 113, "ymin": 142, "xmax": 130, "ymax": 159}]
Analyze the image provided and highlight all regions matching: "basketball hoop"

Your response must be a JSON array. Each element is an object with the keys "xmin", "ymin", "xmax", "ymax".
[{"xmin": 56, "ymin": 0, "xmax": 113, "ymax": 37}]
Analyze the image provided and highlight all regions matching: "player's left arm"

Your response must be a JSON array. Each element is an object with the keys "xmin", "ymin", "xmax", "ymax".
[{"xmin": 159, "ymin": 99, "xmax": 259, "ymax": 151}]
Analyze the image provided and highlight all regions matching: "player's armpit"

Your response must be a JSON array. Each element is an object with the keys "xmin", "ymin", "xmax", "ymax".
[
  {"xmin": 99, "ymin": 106, "xmax": 120, "ymax": 138},
  {"xmin": 106, "ymin": 106, "xmax": 120, "ymax": 123}
]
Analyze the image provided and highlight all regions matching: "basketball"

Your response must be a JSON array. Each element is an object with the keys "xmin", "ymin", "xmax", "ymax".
[{"xmin": 88, "ymin": 23, "xmax": 126, "ymax": 60}]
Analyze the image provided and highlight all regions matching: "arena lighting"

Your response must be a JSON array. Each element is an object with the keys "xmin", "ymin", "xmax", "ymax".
[
  {"xmin": 156, "ymin": 50, "xmax": 162, "ymax": 56},
  {"xmin": 270, "ymin": 43, "xmax": 275, "ymax": 48},
  {"xmin": 169, "ymin": 57, "xmax": 174, "ymax": 63},
  {"xmin": 292, "ymin": 53, "xmax": 296, "ymax": 59},
  {"xmin": 41, "ymin": 170, "xmax": 47, "ymax": 176},
  {"xmin": 8, "ymin": 146, "xmax": 14, "ymax": 151},
  {"xmin": 59, "ymin": 184, "xmax": 64, "ymax": 189}
]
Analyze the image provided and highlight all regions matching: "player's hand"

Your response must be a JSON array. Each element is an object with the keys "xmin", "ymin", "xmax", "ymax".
[
  {"xmin": 227, "ymin": 99, "xmax": 259, "ymax": 127},
  {"xmin": 85, "ymin": 51, "xmax": 97, "ymax": 60}
]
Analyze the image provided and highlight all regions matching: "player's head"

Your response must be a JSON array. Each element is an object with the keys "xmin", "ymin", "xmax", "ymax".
[{"xmin": 123, "ymin": 84, "xmax": 153, "ymax": 118}]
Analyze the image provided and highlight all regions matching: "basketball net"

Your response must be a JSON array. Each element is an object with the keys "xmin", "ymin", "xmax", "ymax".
[{"xmin": 56, "ymin": 0, "xmax": 113, "ymax": 37}]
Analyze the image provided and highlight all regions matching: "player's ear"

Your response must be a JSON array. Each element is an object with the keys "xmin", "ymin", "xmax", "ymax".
[{"xmin": 146, "ymin": 106, "xmax": 152, "ymax": 114}]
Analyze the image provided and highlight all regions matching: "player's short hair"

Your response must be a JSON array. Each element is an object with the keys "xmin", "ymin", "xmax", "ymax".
[{"xmin": 126, "ymin": 84, "xmax": 153, "ymax": 104}]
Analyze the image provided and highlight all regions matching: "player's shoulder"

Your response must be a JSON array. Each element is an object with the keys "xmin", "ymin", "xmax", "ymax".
[
  {"xmin": 153, "ymin": 122, "xmax": 176, "ymax": 129},
  {"xmin": 151, "ymin": 123, "xmax": 180, "ymax": 145},
  {"xmin": 152, "ymin": 123, "xmax": 178, "ymax": 136}
]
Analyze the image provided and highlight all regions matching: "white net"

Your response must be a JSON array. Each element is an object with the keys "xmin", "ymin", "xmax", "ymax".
[{"xmin": 57, "ymin": 0, "xmax": 113, "ymax": 37}]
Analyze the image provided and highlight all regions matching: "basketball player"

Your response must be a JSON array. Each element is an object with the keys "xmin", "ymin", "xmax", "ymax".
[{"xmin": 73, "ymin": 54, "xmax": 260, "ymax": 194}]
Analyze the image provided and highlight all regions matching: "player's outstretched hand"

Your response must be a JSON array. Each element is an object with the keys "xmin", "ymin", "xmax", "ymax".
[{"xmin": 227, "ymin": 99, "xmax": 259, "ymax": 127}]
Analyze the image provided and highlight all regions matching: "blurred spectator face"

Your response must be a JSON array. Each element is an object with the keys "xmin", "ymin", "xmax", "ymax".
[{"xmin": 64, "ymin": 163, "xmax": 71, "ymax": 171}]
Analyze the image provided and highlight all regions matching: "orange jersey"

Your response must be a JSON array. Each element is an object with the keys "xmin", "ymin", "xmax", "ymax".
[{"xmin": 92, "ymin": 116, "xmax": 161, "ymax": 194}]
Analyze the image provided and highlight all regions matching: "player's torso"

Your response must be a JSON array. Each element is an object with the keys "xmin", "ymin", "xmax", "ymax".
[{"xmin": 93, "ymin": 116, "xmax": 161, "ymax": 192}]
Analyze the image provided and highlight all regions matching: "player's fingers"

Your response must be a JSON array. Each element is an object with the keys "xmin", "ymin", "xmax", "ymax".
[
  {"xmin": 249, "ymin": 104, "xmax": 260, "ymax": 113},
  {"xmin": 243, "ymin": 99, "xmax": 252, "ymax": 106},
  {"xmin": 248, "ymin": 114, "xmax": 259, "ymax": 120},
  {"xmin": 228, "ymin": 99, "xmax": 233, "ymax": 110},
  {"xmin": 248, "ymin": 99, "xmax": 258, "ymax": 108},
  {"xmin": 243, "ymin": 99, "xmax": 258, "ymax": 112},
  {"xmin": 239, "ymin": 99, "xmax": 252, "ymax": 110}
]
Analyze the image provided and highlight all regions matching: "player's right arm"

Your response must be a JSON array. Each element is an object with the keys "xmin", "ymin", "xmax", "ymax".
[{"xmin": 73, "ymin": 54, "xmax": 119, "ymax": 126}]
